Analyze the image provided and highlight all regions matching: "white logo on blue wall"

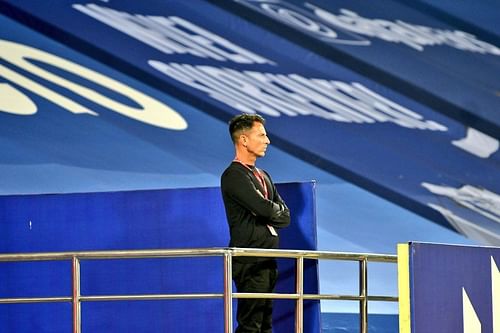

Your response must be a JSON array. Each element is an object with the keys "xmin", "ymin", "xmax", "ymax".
[
  {"xmin": 462, "ymin": 257, "xmax": 499, "ymax": 333},
  {"xmin": 236, "ymin": 0, "xmax": 500, "ymax": 55},
  {"xmin": 0, "ymin": 40, "xmax": 188, "ymax": 130},
  {"xmin": 0, "ymin": 82, "xmax": 37, "ymax": 115},
  {"xmin": 150, "ymin": 60, "xmax": 447, "ymax": 131},
  {"xmin": 423, "ymin": 182, "xmax": 500, "ymax": 245},
  {"xmin": 73, "ymin": 4, "xmax": 275, "ymax": 65},
  {"xmin": 452, "ymin": 128, "xmax": 499, "ymax": 159},
  {"xmin": 242, "ymin": 0, "xmax": 370, "ymax": 46},
  {"xmin": 73, "ymin": 3, "xmax": 449, "ymax": 131}
]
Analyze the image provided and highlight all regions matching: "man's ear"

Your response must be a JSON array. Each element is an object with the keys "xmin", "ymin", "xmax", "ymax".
[{"xmin": 239, "ymin": 133, "xmax": 247, "ymax": 147}]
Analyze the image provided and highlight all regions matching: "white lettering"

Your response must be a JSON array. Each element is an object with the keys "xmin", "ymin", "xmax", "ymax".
[
  {"xmin": 423, "ymin": 183, "xmax": 500, "ymax": 223},
  {"xmin": 452, "ymin": 128, "xmax": 499, "ymax": 158},
  {"xmin": 261, "ymin": 3, "xmax": 339, "ymax": 40},
  {"xmin": 0, "ymin": 40, "xmax": 187, "ymax": 130},
  {"xmin": 73, "ymin": 4, "xmax": 274, "ymax": 64},
  {"xmin": 150, "ymin": 60, "xmax": 447, "ymax": 131},
  {"xmin": 428, "ymin": 203, "xmax": 500, "ymax": 245},
  {"xmin": 148, "ymin": 61, "xmax": 280, "ymax": 116},
  {"xmin": 0, "ymin": 83, "xmax": 37, "ymax": 115},
  {"xmin": 311, "ymin": 4, "xmax": 500, "ymax": 55},
  {"xmin": 238, "ymin": 0, "xmax": 500, "ymax": 55}
]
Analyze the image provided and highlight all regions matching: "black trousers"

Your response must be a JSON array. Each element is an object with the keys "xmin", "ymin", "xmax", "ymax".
[{"xmin": 232, "ymin": 260, "xmax": 278, "ymax": 333}]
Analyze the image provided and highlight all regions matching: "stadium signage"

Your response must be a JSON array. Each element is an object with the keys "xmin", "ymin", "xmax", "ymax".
[
  {"xmin": 74, "ymin": 3, "xmax": 447, "ymax": 131},
  {"xmin": 0, "ymin": 39, "xmax": 187, "ymax": 130},
  {"xmin": 399, "ymin": 243, "xmax": 500, "ymax": 333},
  {"xmin": 74, "ymin": 4, "xmax": 274, "ymax": 65},
  {"xmin": 422, "ymin": 183, "xmax": 500, "ymax": 244},
  {"xmin": 1, "ymin": 1, "xmax": 499, "ymax": 241},
  {"xmin": 235, "ymin": 0, "xmax": 500, "ymax": 55}
]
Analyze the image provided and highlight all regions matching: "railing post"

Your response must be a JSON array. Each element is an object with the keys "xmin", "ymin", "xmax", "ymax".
[
  {"xmin": 295, "ymin": 256, "xmax": 304, "ymax": 333},
  {"xmin": 72, "ymin": 256, "xmax": 81, "ymax": 333},
  {"xmin": 223, "ymin": 251, "xmax": 233, "ymax": 333},
  {"xmin": 359, "ymin": 257, "xmax": 368, "ymax": 333}
]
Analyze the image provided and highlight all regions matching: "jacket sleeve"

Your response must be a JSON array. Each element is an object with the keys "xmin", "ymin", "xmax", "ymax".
[
  {"xmin": 265, "ymin": 172, "xmax": 291, "ymax": 228},
  {"xmin": 222, "ymin": 168, "xmax": 288, "ymax": 225}
]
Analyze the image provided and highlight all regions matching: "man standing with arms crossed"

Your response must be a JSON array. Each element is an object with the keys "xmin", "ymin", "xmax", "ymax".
[{"xmin": 221, "ymin": 114, "xmax": 291, "ymax": 333}]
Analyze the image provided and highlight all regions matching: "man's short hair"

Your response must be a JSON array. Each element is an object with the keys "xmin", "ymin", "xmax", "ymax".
[{"xmin": 229, "ymin": 113, "xmax": 266, "ymax": 143}]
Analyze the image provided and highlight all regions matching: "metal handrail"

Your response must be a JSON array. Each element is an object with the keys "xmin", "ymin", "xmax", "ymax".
[{"xmin": 0, "ymin": 247, "xmax": 398, "ymax": 333}]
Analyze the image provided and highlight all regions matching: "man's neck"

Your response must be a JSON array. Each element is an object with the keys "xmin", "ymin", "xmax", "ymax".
[{"xmin": 234, "ymin": 151, "xmax": 256, "ymax": 166}]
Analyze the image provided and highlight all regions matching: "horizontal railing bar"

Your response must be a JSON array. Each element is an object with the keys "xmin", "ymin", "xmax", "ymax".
[
  {"xmin": 366, "ymin": 296, "xmax": 399, "ymax": 302},
  {"xmin": 303, "ymin": 294, "xmax": 362, "ymax": 301},
  {"xmin": 0, "ymin": 248, "xmax": 397, "ymax": 263},
  {"xmin": 230, "ymin": 248, "xmax": 397, "ymax": 262},
  {"xmin": 0, "ymin": 296, "xmax": 72, "ymax": 304},
  {"xmin": 0, "ymin": 293, "xmax": 398, "ymax": 304},
  {"xmin": 233, "ymin": 292, "xmax": 300, "ymax": 300},
  {"xmin": 0, "ymin": 248, "xmax": 229, "ymax": 262},
  {"xmin": 234, "ymin": 293, "xmax": 398, "ymax": 302},
  {"xmin": 81, "ymin": 293, "xmax": 223, "ymax": 302},
  {"xmin": 303, "ymin": 294, "xmax": 398, "ymax": 302}
]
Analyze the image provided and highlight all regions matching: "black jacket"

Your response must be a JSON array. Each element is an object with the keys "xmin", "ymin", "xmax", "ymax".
[{"xmin": 221, "ymin": 162, "xmax": 290, "ymax": 262}]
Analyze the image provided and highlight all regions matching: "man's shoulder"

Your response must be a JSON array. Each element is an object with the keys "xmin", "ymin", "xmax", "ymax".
[
  {"xmin": 222, "ymin": 162, "xmax": 246, "ymax": 174},
  {"xmin": 221, "ymin": 162, "xmax": 246, "ymax": 181}
]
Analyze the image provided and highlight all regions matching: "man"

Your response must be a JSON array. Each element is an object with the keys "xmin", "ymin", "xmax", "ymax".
[{"xmin": 221, "ymin": 113, "xmax": 291, "ymax": 333}]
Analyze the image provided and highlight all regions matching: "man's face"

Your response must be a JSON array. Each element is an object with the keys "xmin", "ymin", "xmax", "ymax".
[{"xmin": 242, "ymin": 122, "xmax": 270, "ymax": 158}]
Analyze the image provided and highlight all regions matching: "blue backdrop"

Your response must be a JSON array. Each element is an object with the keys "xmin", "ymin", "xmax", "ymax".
[
  {"xmin": 0, "ymin": 10, "xmax": 480, "ymax": 322},
  {"xmin": 1, "ymin": 0, "xmax": 497, "ymax": 243},
  {"xmin": 218, "ymin": 0, "xmax": 500, "ymax": 137},
  {"xmin": 0, "ymin": 182, "xmax": 320, "ymax": 332},
  {"xmin": 407, "ymin": 242, "xmax": 500, "ymax": 333}
]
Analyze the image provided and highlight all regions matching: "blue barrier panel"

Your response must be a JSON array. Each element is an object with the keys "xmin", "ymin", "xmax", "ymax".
[
  {"xmin": 399, "ymin": 242, "xmax": 500, "ymax": 333},
  {"xmin": 1, "ymin": 1, "xmax": 497, "ymax": 243},
  {"xmin": 0, "ymin": 182, "xmax": 319, "ymax": 332}
]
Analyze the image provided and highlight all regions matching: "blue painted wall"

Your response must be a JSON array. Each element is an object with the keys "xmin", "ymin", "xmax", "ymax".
[{"xmin": 0, "ymin": 183, "xmax": 319, "ymax": 332}]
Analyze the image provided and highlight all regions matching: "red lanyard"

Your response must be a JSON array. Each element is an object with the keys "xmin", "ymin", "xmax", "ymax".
[
  {"xmin": 233, "ymin": 159, "xmax": 278, "ymax": 236},
  {"xmin": 233, "ymin": 159, "xmax": 268, "ymax": 199}
]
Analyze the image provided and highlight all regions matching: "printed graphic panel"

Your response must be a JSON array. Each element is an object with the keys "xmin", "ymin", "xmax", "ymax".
[
  {"xmin": 1, "ymin": 1, "xmax": 498, "ymax": 245},
  {"xmin": 219, "ymin": 0, "xmax": 500, "ymax": 136},
  {"xmin": 408, "ymin": 242, "xmax": 500, "ymax": 333}
]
